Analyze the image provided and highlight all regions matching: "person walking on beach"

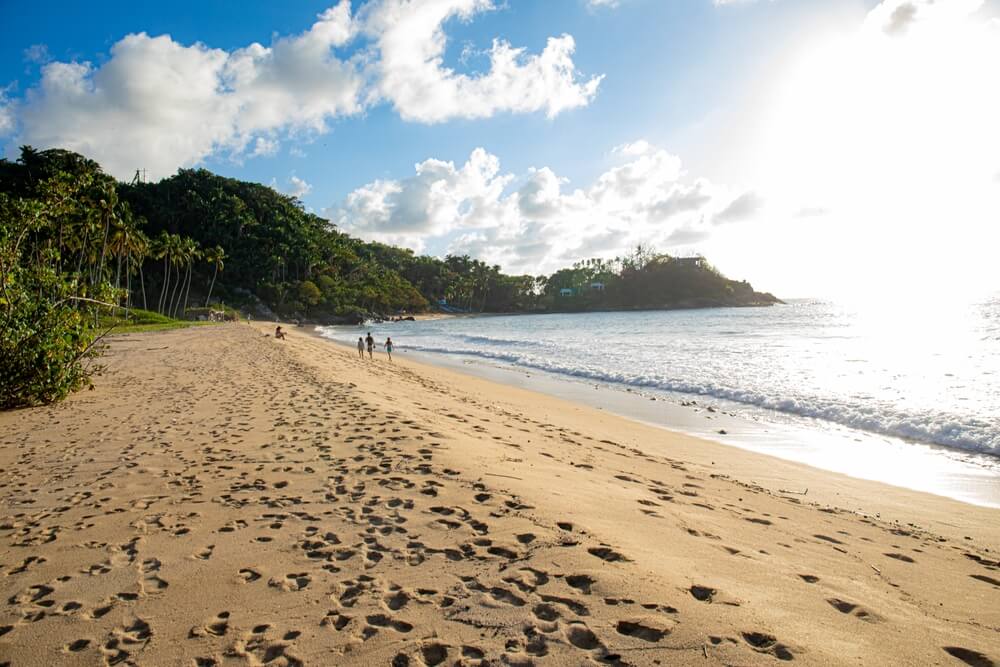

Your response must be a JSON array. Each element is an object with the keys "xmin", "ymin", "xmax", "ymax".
[
  {"xmin": 384, "ymin": 337, "xmax": 394, "ymax": 362},
  {"xmin": 365, "ymin": 332, "xmax": 375, "ymax": 359},
  {"xmin": 357, "ymin": 337, "xmax": 365, "ymax": 358}
]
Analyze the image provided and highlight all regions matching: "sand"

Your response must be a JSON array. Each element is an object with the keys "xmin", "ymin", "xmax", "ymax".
[{"xmin": 0, "ymin": 323, "xmax": 997, "ymax": 667}]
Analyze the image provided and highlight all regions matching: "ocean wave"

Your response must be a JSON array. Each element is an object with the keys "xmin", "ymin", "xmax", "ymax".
[
  {"xmin": 401, "ymin": 343, "xmax": 1000, "ymax": 457},
  {"xmin": 454, "ymin": 334, "xmax": 545, "ymax": 348}
]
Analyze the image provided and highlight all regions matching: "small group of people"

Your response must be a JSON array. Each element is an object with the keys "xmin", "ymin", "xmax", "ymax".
[
  {"xmin": 273, "ymin": 324, "xmax": 395, "ymax": 362},
  {"xmin": 359, "ymin": 332, "xmax": 393, "ymax": 361}
]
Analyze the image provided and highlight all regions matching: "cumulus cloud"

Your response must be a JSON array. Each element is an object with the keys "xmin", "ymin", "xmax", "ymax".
[
  {"xmin": 714, "ymin": 191, "xmax": 762, "ymax": 224},
  {"xmin": 0, "ymin": 88, "xmax": 14, "ymax": 136},
  {"xmin": 360, "ymin": 0, "xmax": 602, "ymax": 122},
  {"xmin": 14, "ymin": 2, "xmax": 361, "ymax": 179},
  {"xmin": 287, "ymin": 175, "xmax": 313, "ymax": 198},
  {"xmin": 8, "ymin": 0, "xmax": 600, "ymax": 178},
  {"xmin": 336, "ymin": 147, "xmax": 514, "ymax": 251},
  {"xmin": 333, "ymin": 142, "xmax": 754, "ymax": 274},
  {"xmin": 865, "ymin": 0, "xmax": 984, "ymax": 35}
]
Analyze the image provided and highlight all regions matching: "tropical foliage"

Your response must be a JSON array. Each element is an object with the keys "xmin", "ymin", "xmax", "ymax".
[{"xmin": 0, "ymin": 149, "xmax": 129, "ymax": 407}]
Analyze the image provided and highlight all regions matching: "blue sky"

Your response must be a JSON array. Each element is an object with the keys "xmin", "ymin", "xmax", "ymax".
[{"xmin": 2, "ymin": 0, "xmax": 999, "ymax": 297}]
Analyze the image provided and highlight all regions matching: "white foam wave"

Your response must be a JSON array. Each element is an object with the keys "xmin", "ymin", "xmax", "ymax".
[{"xmin": 401, "ymin": 343, "xmax": 1000, "ymax": 456}]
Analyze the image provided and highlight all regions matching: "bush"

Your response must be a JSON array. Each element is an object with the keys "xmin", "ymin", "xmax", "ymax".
[{"xmin": 0, "ymin": 193, "xmax": 103, "ymax": 408}]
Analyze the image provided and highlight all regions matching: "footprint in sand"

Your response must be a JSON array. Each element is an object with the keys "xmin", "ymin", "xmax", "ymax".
[
  {"xmin": 616, "ymin": 618, "xmax": 672, "ymax": 642},
  {"xmin": 826, "ymin": 598, "xmax": 881, "ymax": 623},
  {"xmin": 365, "ymin": 613, "xmax": 413, "ymax": 633},
  {"xmin": 884, "ymin": 552, "xmax": 916, "ymax": 563},
  {"xmin": 65, "ymin": 638, "xmax": 91, "ymax": 652},
  {"xmin": 942, "ymin": 646, "xmax": 995, "ymax": 667},
  {"xmin": 238, "ymin": 568, "xmax": 261, "ymax": 583},
  {"xmin": 690, "ymin": 585, "xmax": 716, "ymax": 602},
  {"xmin": 587, "ymin": 546, "xmax": 629, "ymax": 563},
  {"xmin": 742, "ymin": 631, "xmax": 795, "ymax": 661},
  {"xmin": 190, "ymin": 611, "xmax": 230, "ymax": 638},
  {"xmin": 566, "ymin": 574, "xmax": 596, "ymax": 595},
  {"xmin": 419, "ymin": 642, "xmax": 449, "ymax": 666},
  {"xmin": 140, "ymin": 557, "xmax": 168, "ymax": 592},
  {"xmin": 321, "ymin": 611, "xmax": 352, "ymax": 631},
  {"xmin": 268, "ymin": 573, "xmax": 311, "ymax": 592},
  {"xmin": 383, "ymin": 590, "xmax": 410, "ymax": 611}
]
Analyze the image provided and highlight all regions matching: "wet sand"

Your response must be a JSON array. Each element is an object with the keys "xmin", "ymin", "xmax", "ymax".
[{"xmin": 0, "ymin": 323, "xmax": 997, "ymax": 666}]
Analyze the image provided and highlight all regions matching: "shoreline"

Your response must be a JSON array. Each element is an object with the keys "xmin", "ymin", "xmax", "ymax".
[
  {"xmin": 303, "ymin": 321, "xmax": 1000, "ymax": 542},
  {"xmin": 314, "ymin": 324, "xmax": 1000, "ymax": 510},
  {"xmin": 1, "ymin": 323, "xmax": 997, "ymax": 665}
]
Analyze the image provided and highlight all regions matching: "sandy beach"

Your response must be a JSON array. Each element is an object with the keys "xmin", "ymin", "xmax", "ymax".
[{"xmin": 1, "ymin": 323, "xmax": 997, "ymax": 666}]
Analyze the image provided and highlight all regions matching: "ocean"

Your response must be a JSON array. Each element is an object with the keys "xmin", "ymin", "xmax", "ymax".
[{"xmin": 319, "ymin": 297, "xmax": 1000, "ymax": 501}]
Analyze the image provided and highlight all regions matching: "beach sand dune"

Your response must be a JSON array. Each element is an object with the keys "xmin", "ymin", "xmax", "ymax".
[{"xmin": 0, "ymin": 324, "xmax": 997, "ymax": 666}]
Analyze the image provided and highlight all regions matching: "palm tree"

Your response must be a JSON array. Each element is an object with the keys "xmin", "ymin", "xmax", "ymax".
[
  {"xmin": 93, "ymin": 182, "xmax": 119, "ymax": 290},
  {"xmin": 204, "ymin": 246, "xmax": 226, "ymax": 307},
  {"xmin": 154, "ymin": 232, "xmax": 172, "ymax": 314},
  {"xmin": 179, "ymin": 238, "xmax": 201, "ymax": 318},
  {"xmin": 166, "ymin": 234, "xmax": 187, "ymax": 318},
  {"xmin": 131, "ymin": 230, "xmax": 151, "ymax": 312}
]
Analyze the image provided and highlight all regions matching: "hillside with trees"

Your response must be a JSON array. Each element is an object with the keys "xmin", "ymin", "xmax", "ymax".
[{"xmin": 0, "ymin": 146, "xmax": 778, "ymax": 407}]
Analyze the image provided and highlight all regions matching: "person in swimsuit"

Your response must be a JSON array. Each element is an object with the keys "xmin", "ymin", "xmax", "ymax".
[
  {"xmin": 275, "ymin": 326, "xmax": 286, "ymax": 340},
  {"xmin": 357, "ymin": 337, "xmax": 365, "ymax": 358},
  {"xmin": 365, "ymin": 332, "xmax": 375, "ymax": 359},
  {"xmin": 384, "ymin": 337, "xmax": 394, "ymax": 362}
]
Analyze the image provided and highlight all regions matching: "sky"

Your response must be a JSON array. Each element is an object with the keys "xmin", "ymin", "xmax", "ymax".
[{"xmin": 1, "ymin": 0, "xmax": 998, "ymax": 299}]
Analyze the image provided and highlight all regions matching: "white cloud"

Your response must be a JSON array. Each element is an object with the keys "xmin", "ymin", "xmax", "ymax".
[
  {"xmin": 614, "ymin": 139, "xmax": 651, "ymax": 157},
  {"xmin": 0, "ymin": 88, "xmax": 14, "ymax": 136},
  {"xmin": 361, "ymin": 0, "xmax": 602, "ymax": 122},
  {"xmin": 587, "ymin": 0, "xmax": 620, "ymax": 8},
  {"xmin": 714, "ymin": 191, "xmax": 762, "ymax": 224},
  {"xmin": 333, "ymin": 142, "xmax": 754, "ymax": 274},
  {"xmin": 251, "ymin": 137, "xmax": 280, "ymax": 158},
  {"xmin": 23, "ymin": 44, "xmax": 51, "ymax": 64},
  {"xmin": 8, "ymin": 0, "xmax": 600, "ymax": 179},
  {"xmin": 864, "ymin": 0, "xmax": 984, "ymax": 36},
  {"xmin": 14, "ymin": 1, "xmax": 361, "ymax": 179},
  {"xmin": 336, "ymin": 147, "xmax": 514, "ymax": 252},
  {"xmin": 287, "ymin": 175, "xmax": 313, "ymax": 198}
]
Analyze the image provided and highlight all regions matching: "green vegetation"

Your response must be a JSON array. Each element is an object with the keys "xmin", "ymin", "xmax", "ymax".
[
  {"xmin": 538, "ymin": 246, "xmax": 779, "ymax": 312},
  {"xmin": 97, "ymin": 308, "xmax": 219, "ymax": 334},
  {"xmin": 1, "ymin": 149, "xmax": 124, "ymax": 408},
  {"xmin": 1, "ymin": 146, "xmax": 777, "ymax": 408}
]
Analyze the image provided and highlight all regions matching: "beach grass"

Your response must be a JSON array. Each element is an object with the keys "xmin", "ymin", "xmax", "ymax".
[{"xmin": 95, "ymin": 307, "xmax": 222, "ymax": 334}]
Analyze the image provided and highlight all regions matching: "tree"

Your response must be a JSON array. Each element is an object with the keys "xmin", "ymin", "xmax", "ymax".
[
  {"xmin": 298, "ymin": 280, "xmax": 322, "ymax": 307},
  {"xmin": 203, "ymin": 245, "xmax": 226, "ymax": 307},
  {"xmin": 0, "ymin": 156, "xmax": 111, "ymax": 408}
]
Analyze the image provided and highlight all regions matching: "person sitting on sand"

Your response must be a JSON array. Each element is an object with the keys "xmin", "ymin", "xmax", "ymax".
[
  {"xmin": 357, "ymin": 337, "xmax": 365, "ymax": 358},
  {"xmin": 384, "ymin": 337, "xmax": 394, "ymax": 362},
  {"xmin": 275, "ymin": 325, "xmax": 286, "ymax": 340},
  {"xmin": 365, "ymin": 332, "xmax": 375, "ymax": 359}
]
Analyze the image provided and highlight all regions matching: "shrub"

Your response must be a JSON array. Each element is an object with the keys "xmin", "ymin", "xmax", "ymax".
[{"xmin": 0, "ymin": 192, "xmax": 104, "ymax": 408}]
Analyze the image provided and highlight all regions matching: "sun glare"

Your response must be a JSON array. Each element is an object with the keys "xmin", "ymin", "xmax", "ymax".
[{"xmin": 752, "ymin": 5, "xmax": 1000, "ymax": 301}]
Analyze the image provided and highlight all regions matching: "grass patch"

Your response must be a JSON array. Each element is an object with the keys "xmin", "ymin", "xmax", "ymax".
[{"xmin": 92, "ymin": 308, "xmax": 222, "ymax": 334}]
